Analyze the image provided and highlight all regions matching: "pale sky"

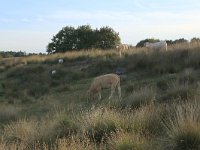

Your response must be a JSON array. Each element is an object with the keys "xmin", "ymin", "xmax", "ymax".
[{"xmin": 0, "ymin": 0, "xmax": 200, "ymax": 53}]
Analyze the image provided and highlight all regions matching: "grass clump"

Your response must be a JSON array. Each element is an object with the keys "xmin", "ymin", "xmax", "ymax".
[
  {"xmin": 55, "ymin": 136, "xmax": 97, "ymax": 150},
  {"xmin": 163, "ymin": 101, "xmax": 200, "ymax": 150},
  {"xmin": 0, "ymin": 105, "xmax": 21, "ymax": 125},
  {"xmin": 133, "ymin": 104, "xmax": 165, "ymax": 136},
  {"xmin": 3, "ymin": 119, "xmax": 39, "ymax": 144},
  {"xmin": 108, "ymin": 131, "xmax": 150, "ymax": 150},
  {"xmin": 2, "ymin": 110, "xmax": 79, "ymax": 148},
  {"xmin": 177, "ymin": 68, "xmax": 198, "ymax": 85},
  {"xmin": 160, "ymin": 81, "xmax": 197, "ymax": 103},
  {"xmin": 80, "ymin": 107, "xmax": 126, "ymax": 143},
  {"xmin": 121, "ymin": 86, "xmax": 156, "ymax": 109}
]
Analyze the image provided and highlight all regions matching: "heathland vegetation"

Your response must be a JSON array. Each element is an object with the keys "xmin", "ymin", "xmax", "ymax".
[{"xmin": 1, "ymin": 41, "xmax": 200, "ymax": 149}]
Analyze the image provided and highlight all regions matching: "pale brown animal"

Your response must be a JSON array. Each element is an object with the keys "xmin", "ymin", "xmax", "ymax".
[
  {"xmin": 87, "ymin": 74, "xmax": 121, "ymax": 100},
  {"xmin": 116, "ymin": 44, "xmax": 129, "ymax": 57}
]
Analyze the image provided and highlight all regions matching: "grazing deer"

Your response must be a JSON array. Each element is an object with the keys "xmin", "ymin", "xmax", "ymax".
[{"xmin": 87, "ymin": 74, "xmax": 121, "ymax": 100}]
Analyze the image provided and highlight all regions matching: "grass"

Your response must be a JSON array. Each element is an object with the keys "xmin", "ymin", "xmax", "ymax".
[
  {"xmin": 120, "ymin": 86, "xmax": 156, "ymax": 109},
  {"xmin": 1, "ymin": 43, "xmax": 200, "ymax": 149},
  {"xmin": 163, "ymin": 101, "xmax": 200, "ymax": 150},
  {"xmin": 108, "ymin": 130, "xmax": 150, "ymax": 150}
]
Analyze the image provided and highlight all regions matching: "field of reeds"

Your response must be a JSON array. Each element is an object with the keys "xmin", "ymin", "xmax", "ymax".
[{"xmin": 1, "ymin": 42, "xmax": 200, "ymax": 149}]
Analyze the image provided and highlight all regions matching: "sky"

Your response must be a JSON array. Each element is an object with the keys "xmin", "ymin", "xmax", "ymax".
[{"xmin": 0, "ymin": 0, "xmax": 200, "ymax": 53}]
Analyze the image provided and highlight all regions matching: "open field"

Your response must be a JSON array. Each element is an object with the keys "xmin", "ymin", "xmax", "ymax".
[{"xmin": 1, "ymin": 43, "xmax": 200, "ymax": 149}]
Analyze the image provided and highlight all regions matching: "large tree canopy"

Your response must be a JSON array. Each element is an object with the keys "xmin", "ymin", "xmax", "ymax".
[{"xmin": 47, "ymin": 25, "xmax": 121, "ymax": 54}]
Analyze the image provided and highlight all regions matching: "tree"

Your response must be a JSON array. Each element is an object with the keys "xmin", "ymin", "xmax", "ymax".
[
  {"xmin": 166, "ymin": 40, "xmax": 174, "ymax": 45},
  {"xmin": 94, "ymin": 26, "xmax": 120, "ymax": 49},
  {"xmin": 76, "ymin": 25, "xmax": 94, "ymax": 50},
  {"xmin": 47, "ymin": 25, "xmax": 121, "ymax": 54},
  {"xmin": 47, "ymin": 26, "xmax": 76, "ymax": 54},
  {"xmin": 173, "ymin": 38, "xmax": 188, "ymax": 44},
  {"xmin": 136, "ymin": 38, "xmax": 160, "ymax": 47},
  {"xmin": 191, "ymin": 37, "xmax": 200, "ymax": 44}
]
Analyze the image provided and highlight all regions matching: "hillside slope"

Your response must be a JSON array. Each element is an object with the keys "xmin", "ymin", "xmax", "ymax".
[{"xmin": 1, "ymin": 44, "xmax": 200, "ymax": 149}]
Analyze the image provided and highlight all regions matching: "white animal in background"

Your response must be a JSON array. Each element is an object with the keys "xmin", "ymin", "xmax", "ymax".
[
  {"xmin": 145, "ymin": 41, "xmax": 167, "ymax": 51},
  {"xmin": 116, "ymin": 44, "xmax": 129, "ymax": 57},
  {"xmin": 58, "ymin": 58, "xmax": 64, "ymax": 64},
  {"xmin": 87, "ymin": 74, "xmax": 121, "ymax": 100},
  {"xmin": 51, "ymin": 70, "xmax": 56, "ymax": 75}
]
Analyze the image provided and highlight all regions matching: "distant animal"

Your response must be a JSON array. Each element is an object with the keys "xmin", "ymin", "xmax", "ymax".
[
  {"xmin": 58, "ymin": 58, "xmax": 64, "ymax": 64},
  {"xmin": 145, "ymin": 41, "xmax": 167, "ymax": 51},
  {"xmin": 116, "ymin": 44, "xmax": 129, "ymax": 50},
  {"xmin": 116, "ymin": 44, "xmax": 129, "ymax": 58},
  {"xmin": 51, "ymin": 70, "xmax": 56, "ymax": 75},
  {"xmin": 87, "ymin": 74, "xmax": 121, "ymax": 100}
]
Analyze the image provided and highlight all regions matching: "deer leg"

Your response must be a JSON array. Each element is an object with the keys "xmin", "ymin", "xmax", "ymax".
[
  {"xmin": 98, "ymin": 91, "xmax": 102, "ymax": 100},
  {"xmin": 118, "ymin": 85, "xmax": 121, "ymax": 99},
  {"xmin": 109, "ymin": 86, "xmax": 115, "ymax": 100}
]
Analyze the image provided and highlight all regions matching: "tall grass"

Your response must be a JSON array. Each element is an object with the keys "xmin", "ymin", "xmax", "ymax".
[
  {"xmin": 1, "ymin": 109, "xmax": 79, "ymax": 147},
  {"xmin": 121, "ymin": 86, "xmax": 156, "ymax": 109},
  {"xmin": 160, "ymin": 81, "xmax": 197, "ymax": 103},
  {"xmin": 108, "ymin": 130, "xmax": 150, "ymax": 150},
  {"xmin": 0, "ymin": 105, "xmax": 21, "ymax": 124},
  {"xmin": 163, "ymin": 101, "xmax": 200, "ymax": 150},
  {"xmin": 78, "ymin": 107, "xmax": 129, "ymax": 143}
]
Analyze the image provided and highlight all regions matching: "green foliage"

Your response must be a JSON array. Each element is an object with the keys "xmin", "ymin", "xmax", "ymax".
[
  {"xmin": 94, "ymin": 26, "xmax": 120, "ymax": 49},
  {"xmin": 136, "ymin": 38, "xmax": 189, "ymax": 47},
  {"xmin": 47, "ymin": 25, "xmax": 121, "ymax": 53},
  {"xmin": 47, "ymin": 26, "xmax": 77, "ymax": 53},
  {"xmin": 136, "ymin": 38, "xmax": 160, "ymax": 47},
  {"xmin": 76, "ymin": 25, "xmax": 94, "ymax": 50},
  {"xmin": 0, "ymin": 51, "xmax": 26, "ymax": 58}
]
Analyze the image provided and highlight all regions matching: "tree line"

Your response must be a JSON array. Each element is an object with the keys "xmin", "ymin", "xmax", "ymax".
[
  {"xmin": 136, "ymin": 37, "xmax": 200, "ymax": 47},
  {"xmin": 0, "ymin": 51, "xmax": 45, "ymax": 58},
  {"xmin": 47, "ymin": 25, "xmax": 121, "ymax": 54}
]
